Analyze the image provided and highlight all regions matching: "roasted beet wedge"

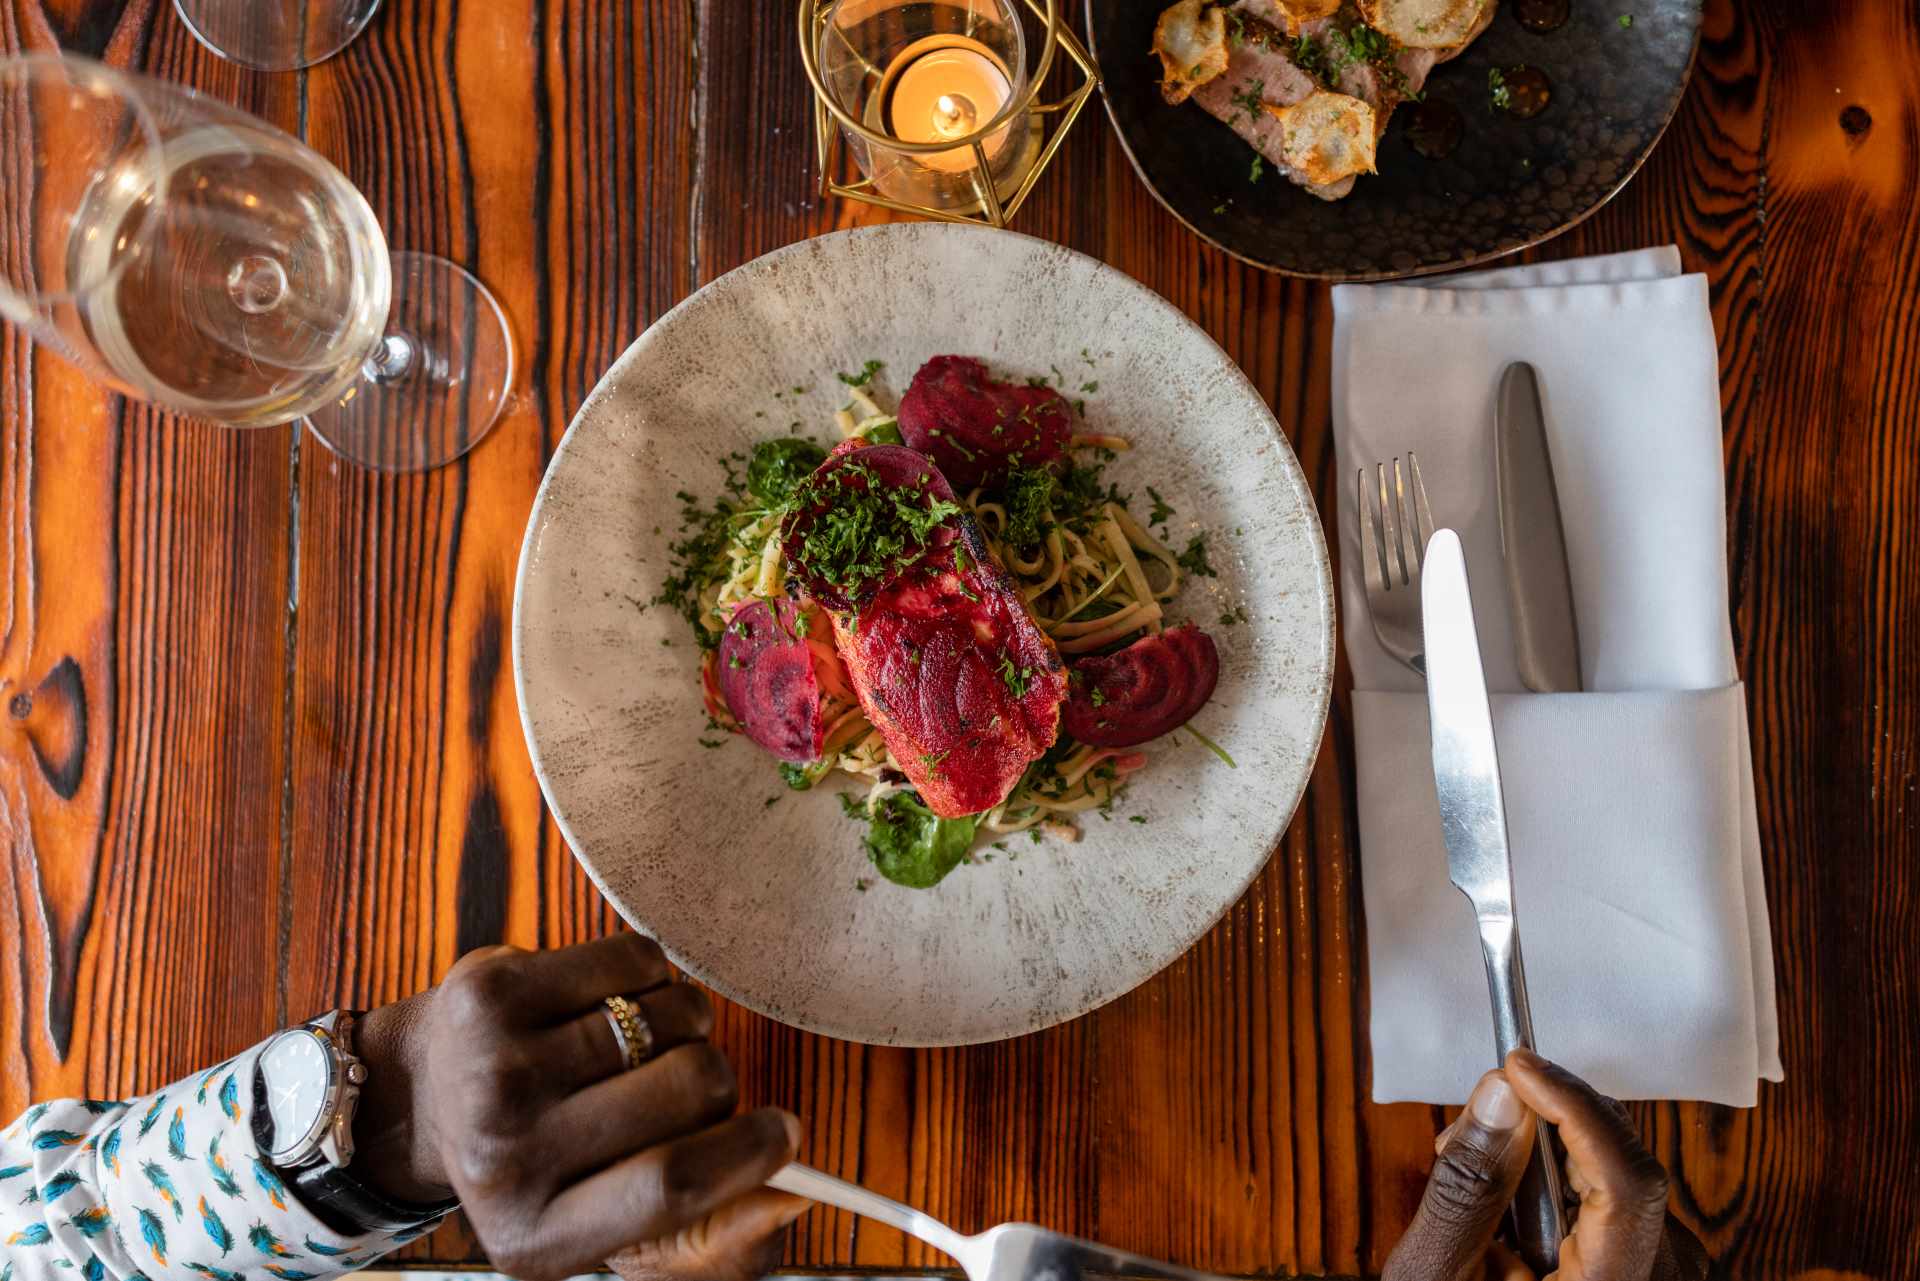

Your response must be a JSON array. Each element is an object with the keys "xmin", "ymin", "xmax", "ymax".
[
  {"xmin": 780, "ymin": 444, "xmax": 960, "ymax": 611},
  {"xmin": 833, "ymin": 523, "xmax": 1067, "ymax": 818},
  {"xmin": 716, "ymin": 598, "xmax": 843, "ymax": 763},
  {"xmin": 897, "ymin": 356, "xmax": 1074, "ymax": 490},
  {"xmin": 1062, "ymin": 624, "xmax": 1220, "ymax": 747}
]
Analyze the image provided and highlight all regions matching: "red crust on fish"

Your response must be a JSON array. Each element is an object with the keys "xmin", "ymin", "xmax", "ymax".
[
  {"xmin": 897, "ymin": 356, "xmax": 1074, "ymax": 490},
  {"xmin": 716, "ymin": 598, "xmax": 842, "ymax": 763},
  {"xmin": 833, "ymin": 522, "xmax": 1067, "ymax": 817},
  {"xmin": 1062, "ymin": 624, "xmax": 1220, "ymax": 747}
]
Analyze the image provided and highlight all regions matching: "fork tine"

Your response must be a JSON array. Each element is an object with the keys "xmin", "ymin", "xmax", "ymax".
[
  {"xmin": 1390, "ymin": 456, "xmax": 1419, "ymax": 583},
  {"xmin": 1357, "ymin": 467, "xmax": 1383, "ymax": 593},
  {"xmin": 1377, "ymin": 461, "xmax": 1404, "ymax": 588},
  {"xmin": 1407, "ymin": 452, "xmax": 1435, "ymax": 566}
]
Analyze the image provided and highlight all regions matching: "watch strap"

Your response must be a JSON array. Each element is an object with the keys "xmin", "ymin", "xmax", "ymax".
[{"xmin": 285, "ymin": 1160, "xmax": 460, "ymax": 1238}]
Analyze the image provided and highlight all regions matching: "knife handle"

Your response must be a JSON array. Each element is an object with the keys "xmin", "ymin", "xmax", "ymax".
[{"xmin": 1479, "ymin": 924, "xmax": 1567, "ymax": 1275}]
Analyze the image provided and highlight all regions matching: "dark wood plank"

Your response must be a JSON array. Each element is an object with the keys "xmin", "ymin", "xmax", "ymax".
[{"xmin": 0, "ymin": 0, "xmax": 302, "ymax": 1118}]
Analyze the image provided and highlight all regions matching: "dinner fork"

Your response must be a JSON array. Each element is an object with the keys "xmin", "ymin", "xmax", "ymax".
[
  {"xmin": 1357, "ymin": 452, "xmax": 1436, "ymax": 674},
  {"xmin": 770, "ymin": 1163, "xmax": 1236, "ymax": 1281}
]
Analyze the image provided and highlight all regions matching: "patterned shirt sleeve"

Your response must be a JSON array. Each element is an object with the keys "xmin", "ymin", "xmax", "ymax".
[{"xmin": 0, "ymin": 1038, "xmax": 449, "ymax": 1281}]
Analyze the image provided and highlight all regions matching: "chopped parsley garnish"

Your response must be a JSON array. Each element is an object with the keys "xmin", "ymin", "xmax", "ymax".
[
  {"xmin": 1147, "ymin": 486, "xmax": 1174, "ymax": 527},
  {"xmin": 1329, "ymin": 22, "xmax": 1391, "ymax": 72},
  {"xmin": 1489, "ymin": 67, "xmax": 1512, "ymax": 111},
  {"xmin": 780, "ymin": 761, "xmax": 828, "ymax": 790},
  {"xmin": 746, "ymin": 436, "xmax": 827, "ymax": 506},
  {"xmin": 651, "ymin": 479, "xmax": 760, "ymax": 650},
  {"xmin": 837, "ymin": 359, "xmax": 885, "ymax": 387},
  {"xmin": 1230, "ymin": 78, "xmax": 1266, "ymax": 121},
  {"xmin": 1292, "ymin": 33, "xmax": 1325, "ymax": 80},
  {"xmin": 1090, "ymin": 688, "xmax": 1107, "ymax": 708},
  {"xmin": 1618, "ymin": 13, "xmax": 1633, "ymax": 27},
  {"xmin": 1129, "ymin": 815, "xmax": 1148, "ymax": 824},
  {"xmin": 1177, "ymin": 533, "xmax": 1219, "ymax": 578},
  {"xmin": 1219, "ymin": 606, "xmax": 1248, "ymax": 626},
  {"xmin": 785, "ymin": 460, "xmax": 961, "ymax": 600},
  {"xmin": 997, "ymin": 655, "xmax": 1034, "ymax": 698},
  {"xmin": 764, "ymin": 796, "xmax": 779, "ymax": 808},
  {"xmin": 1249, "ymin": 156, "xmax": 1265, "ymax": 184},
  {"xmin": 1001, "ymin": 465, "xmax": 1057, "ymax": 551}
]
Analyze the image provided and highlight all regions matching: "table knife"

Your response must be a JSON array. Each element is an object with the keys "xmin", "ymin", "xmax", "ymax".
[
  {"xmin": 1495, "ymin": 362, "xmax": 1582, "ymax": 693},
  {"xmin": 1420, "ymin": 529, "xmax": 1568, "ymax": 1274}
]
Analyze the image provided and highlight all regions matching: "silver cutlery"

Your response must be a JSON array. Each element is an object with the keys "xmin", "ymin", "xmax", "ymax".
[
  {"xmin": 1495, "ymin": 362, "xmax": 1583, "ymax": 693},
  {"xmin": 1357, "ymin": 452, "xmax": 1435, "ymax": 675},
  {"xmin": 1420, "ymin": 529, "xmax": 1568, "ymax": 1274},
  {"xmin": 769, "ymin": 1163, "xmax": 1237, "ymax": 1281}
]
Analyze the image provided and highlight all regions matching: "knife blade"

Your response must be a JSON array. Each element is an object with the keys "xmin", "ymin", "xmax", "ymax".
[
  {"xmin": 1421, "ymin": 529, "xmax": 1567, "ymax": 1274},
  {"xmin": 1495, "ymin": 362, "xmax": 1582, "ymax": 693}
]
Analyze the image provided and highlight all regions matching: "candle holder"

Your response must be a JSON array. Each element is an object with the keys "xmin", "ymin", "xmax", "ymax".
[{"xmin": 799, "ymin": 0, "xmax": 1097, "ymax": 227}]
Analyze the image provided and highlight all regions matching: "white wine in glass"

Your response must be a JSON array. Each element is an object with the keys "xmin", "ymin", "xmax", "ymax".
[{"xmin": 0, "ymin": 54, "xmax": 512, "ymax": 472}]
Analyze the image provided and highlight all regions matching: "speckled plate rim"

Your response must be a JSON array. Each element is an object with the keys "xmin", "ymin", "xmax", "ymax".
[
  {"xmin": 1083, "ymin": 0, "xmax": 1704, "ymax": 282},
  {"xmin": 512, "ymin": 223, "xmax": 1336, "ymax": 1045}
]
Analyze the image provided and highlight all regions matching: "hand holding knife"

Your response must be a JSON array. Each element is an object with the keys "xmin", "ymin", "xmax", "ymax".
[{"xmin": 1420, "ymin": 529, "xmax": 1568, "ymax": 1275}]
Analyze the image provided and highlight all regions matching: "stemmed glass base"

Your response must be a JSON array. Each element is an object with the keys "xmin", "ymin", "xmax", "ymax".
[
  {"xmin": 173, "ymin": 0, "xmax": 384, "ymax": 71},
  {"xmin": 304, "ymin": 251, "xmax": 514, "ymax": 473}
]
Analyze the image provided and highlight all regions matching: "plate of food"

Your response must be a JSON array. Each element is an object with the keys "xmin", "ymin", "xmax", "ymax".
[
  {"xmin": 514, "ymin": 224, "xmax": 1333, "ymax": 1044},
  {"xmin": 1088, "ymin": 0, "xmax": 1703, "ymax": 279}
]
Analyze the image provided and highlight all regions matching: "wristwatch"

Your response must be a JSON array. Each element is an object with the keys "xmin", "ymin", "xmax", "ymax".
[{"xmin": 253, "ymin": 1011, "xmax": 458, "ymax": 1237}]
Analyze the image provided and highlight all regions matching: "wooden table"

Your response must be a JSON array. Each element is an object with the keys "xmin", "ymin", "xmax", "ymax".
[{"xmin": 3, "ymin": 1, "xmax": 1915, "ymax": 1276}]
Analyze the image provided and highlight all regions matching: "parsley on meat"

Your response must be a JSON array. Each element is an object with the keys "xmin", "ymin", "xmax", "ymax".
[
  {"xmin": 785, "ymin": 461, "xmax": 961, "ymax": 600},
  {"xmin": 1230, "ymin": 78, "xmax": 1266, "ymax": 121},
  {"xmin": 997, "ymin": 655, "xmax": 1034, "ymax": 698}
]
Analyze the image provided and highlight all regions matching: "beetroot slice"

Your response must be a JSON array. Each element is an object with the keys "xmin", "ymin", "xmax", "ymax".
[
  {"xmin": 780, "ymin": 444, "xmax": 960, "ymax": 611},
  {"xmin": 1061, "ymin": 624, "xmax": 1220, "ymax": 748},
  {"xmin": 716, "ymin": 598, "xmax": 830, "ymax": 763},
  {"xmin": 896, "ymin": 356, "xmax": 1073, "ymax": 490}
]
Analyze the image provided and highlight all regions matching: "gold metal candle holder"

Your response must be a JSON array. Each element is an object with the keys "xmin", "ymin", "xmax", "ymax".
[{"xmin": 799, "ymin": 0, "xmax": 1099, "ymax": 227}]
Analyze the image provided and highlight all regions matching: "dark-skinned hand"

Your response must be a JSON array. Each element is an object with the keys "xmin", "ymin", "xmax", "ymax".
[
  {"xmin": 1381, "ymin": 1049, "xmax": 1710, "ymax": 1281},
  {"xmin": 351, "ymin": 934, "xmax": 807, "ymax": 1281}
]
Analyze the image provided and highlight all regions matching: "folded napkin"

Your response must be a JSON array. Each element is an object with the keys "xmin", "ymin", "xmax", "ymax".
[{"xmin": 1332, "ymin": 247, "xmax": 1783, "ymax": 1106}]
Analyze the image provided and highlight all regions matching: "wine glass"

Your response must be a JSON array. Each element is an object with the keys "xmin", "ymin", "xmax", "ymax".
[
  {"xmin": 172, "ymin": 0, "xmax": 383, "ymax": 72},
  {"xmin": 0, "ymin": 54, "xmax": 512, "ymax": 472}
]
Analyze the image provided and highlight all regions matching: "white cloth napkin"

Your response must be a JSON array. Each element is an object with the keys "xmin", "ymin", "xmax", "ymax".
[{"xmin": 1332, "ymin": 247, "xmax": 1783, "ymax": 1106}]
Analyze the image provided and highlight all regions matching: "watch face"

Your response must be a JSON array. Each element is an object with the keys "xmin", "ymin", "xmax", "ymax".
[{"xmin": 259, "ymin": 1029, "xmax": 333, "ymax": 1160}]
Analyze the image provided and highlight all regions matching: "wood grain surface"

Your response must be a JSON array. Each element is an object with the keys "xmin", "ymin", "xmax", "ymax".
[{"xmin": 2, "ymin": 0, "xmax": 1916, "ymax": 1276}]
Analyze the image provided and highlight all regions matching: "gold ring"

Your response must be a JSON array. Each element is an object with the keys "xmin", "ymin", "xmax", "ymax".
[{"xmin": 602, "ymin": 994, "xmax": 654, "ymax": 1071}]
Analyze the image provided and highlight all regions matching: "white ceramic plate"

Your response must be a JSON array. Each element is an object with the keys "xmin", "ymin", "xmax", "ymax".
[{"xmin": 513, "ymin": 224, "xmax": 1334, "ymax": 1045}]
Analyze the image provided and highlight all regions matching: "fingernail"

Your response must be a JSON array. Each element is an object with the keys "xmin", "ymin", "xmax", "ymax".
[
  {"xmin": 776, "ymin": 1196, "xmax": 810, "ymax": 1227},
  {"xmin": 780, "ymin": 1111, "xmax": 804, "ymax": 1152},
  {"xmin": 1469, "ymin": 1074, "xmax": 1524, "ymax": 1131}
]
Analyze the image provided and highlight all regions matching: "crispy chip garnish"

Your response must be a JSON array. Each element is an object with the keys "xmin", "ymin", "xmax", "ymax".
[
  {"xmin": 1355, "ymin": 0, "xmax": 1495, "ymax": 49},
  {"xmin": 1238, "ymin": 0, "xmax": 1342, "ymax": 34},
  {"xmin": 1152, "ymin": 0, "xmax": 1230, "ymax": 104},
  {"xmin": 1263, "ymin": 91, "xmax": 1379, "ymax": 185}
]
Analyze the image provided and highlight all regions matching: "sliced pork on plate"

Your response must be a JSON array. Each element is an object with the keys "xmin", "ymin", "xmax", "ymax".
[{"xmin": 1150, "ymin": 0, "xmax": 1497, "ymax": 200}]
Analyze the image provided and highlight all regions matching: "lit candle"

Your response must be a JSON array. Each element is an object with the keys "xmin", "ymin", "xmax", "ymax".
[{"xmin": 886, "ymin": 39, "xmax": 1013, "ymax": 174}]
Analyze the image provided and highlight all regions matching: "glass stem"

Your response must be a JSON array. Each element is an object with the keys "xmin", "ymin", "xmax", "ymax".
[{"xmin": 365, "ymin": 332, "xmax": 417, "ymax": 385}]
